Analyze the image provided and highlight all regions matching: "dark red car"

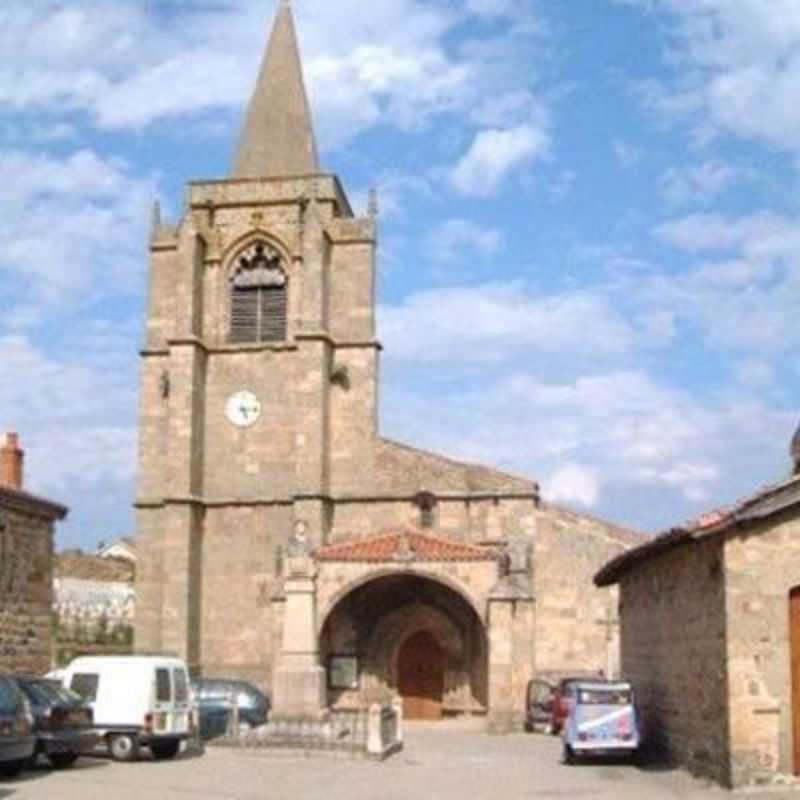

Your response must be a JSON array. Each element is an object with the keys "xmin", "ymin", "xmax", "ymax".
[{"xmin": 551, "ymin": 677, "xmax": 585, "ymax": 735}]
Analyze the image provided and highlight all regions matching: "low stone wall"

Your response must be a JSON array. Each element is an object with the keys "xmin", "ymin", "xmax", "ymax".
[{"xmin": 212, "ymin": 701, "xmax": 403, "ymax": 760}]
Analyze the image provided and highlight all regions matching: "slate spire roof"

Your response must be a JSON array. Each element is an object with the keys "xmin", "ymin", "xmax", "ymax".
[{"xmin": 232, "ymin": 0, "xmax": 320, "ymax": 179}]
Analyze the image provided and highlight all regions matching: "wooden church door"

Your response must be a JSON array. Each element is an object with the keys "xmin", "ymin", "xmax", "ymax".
[{"xmin": 398, "ymin": 631, "xmax": 445, "ymax": 720}]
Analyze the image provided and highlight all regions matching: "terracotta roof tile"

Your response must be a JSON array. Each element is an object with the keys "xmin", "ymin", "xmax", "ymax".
[
  {"xmin": 595, "ymin": 474, "xmax": 800, "ymax": 587},
  {"xmin": 315, "ymin": 529, "xmax": 497, "ymax": 563}
]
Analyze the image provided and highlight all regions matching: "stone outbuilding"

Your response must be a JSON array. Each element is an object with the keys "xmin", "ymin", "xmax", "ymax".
[
  {"xmin": 134, "ymin": 1, "xmax": 641, "ymax": 732},
  {"xmin": 0, "ymin": 433, "xmax": 68, "ymax": 673},
  {"xmin": 596, "ymin": 457, "xmax": 800, "ymax": 788}
]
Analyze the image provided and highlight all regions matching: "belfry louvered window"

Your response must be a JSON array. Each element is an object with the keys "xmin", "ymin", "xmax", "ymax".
[{"xmin": 230, "ymin": 242, "xmax": 288, "ymax": 343}]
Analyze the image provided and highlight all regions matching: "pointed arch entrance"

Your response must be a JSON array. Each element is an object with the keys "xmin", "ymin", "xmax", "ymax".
[{"xmin": 319, "ymin": 572, "xmax": 488, "ymax": 719}]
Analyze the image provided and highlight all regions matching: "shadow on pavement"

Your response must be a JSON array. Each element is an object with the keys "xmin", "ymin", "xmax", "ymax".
[
  {"xmin": 0, "ymin": 789, "xmax": 15, "ymax": 798},
  {"xmin": 83, "ymin": 740, "xmax": 206, "ymax": 765}
]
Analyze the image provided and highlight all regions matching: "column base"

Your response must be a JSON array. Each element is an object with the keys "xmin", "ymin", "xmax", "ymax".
[
  {"xmin": 486, "ymin": 710, "xmax": 523, "ymax": 734},
  {"xmin": 272, "ymin": 662, "xmax": 327, "ymax": 721}
]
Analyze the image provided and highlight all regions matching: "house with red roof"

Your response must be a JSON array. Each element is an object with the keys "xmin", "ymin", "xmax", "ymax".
[{"xmin": 596, "ymin": 430, "xmax": 800, "ymax": 788}]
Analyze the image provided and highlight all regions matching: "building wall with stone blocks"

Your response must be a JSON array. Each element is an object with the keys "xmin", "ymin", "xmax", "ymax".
[
  {"xmin": 722, "ymin": 511, "xmax": 800, "ymax": 785},
  {"xmin": 535, "ymin": 506, "xmax": 625, "ymax": 679},
  {"xmin": 617, "ymin": 538, "xmax": 729, "ymax": 785},
  {"xmin": 0, "ymin": 501, "xmax": 60, "ymax": 673},
  {"xmin": 134, "ymin": 3, "xmax": 640, "ymax": 729}
]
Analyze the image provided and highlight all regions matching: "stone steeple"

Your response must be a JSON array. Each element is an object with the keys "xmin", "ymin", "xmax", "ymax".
[{"xmin": 232, "ymin": 0, "xmax": 320, "ymax": 179}]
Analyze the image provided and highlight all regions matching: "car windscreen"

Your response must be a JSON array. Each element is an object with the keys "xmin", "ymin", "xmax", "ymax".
[
  {"xmin": 576, "ymin": 688, "xmax": 632, "ymax": 705},
  {"xmin": 17, "ymin": 680, "xmax": 55, "ymax": 707},
  {"xmin": 30, "ymin": 682, "xmax": 83, "ymax": 707},
  {"xmin": 50, "ymin": 685, "xmax": 83, "ymax": 706},
  {"xmin": 0, "ymin": 678, "xmax": 21, "ymax": 712}
]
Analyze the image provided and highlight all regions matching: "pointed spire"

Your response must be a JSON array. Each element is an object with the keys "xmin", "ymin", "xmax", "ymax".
[{"xmin": 232, "ymin": 1, "xmax": 320, "ymax": 179}]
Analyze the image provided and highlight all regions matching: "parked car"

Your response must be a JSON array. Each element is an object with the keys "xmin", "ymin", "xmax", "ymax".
[
  {"xmin": 525, "ymin": 679, "xmax": 554, "ymax": 732},
  {"xmin": 12, "ymin": 676, "xmax": 97, "ymax": 769},
  {"xmin": 0, "ymin": 676, "xmax": 35, "ymax": 778},
  {"xmin": 62, "ymin": 656, "xmax": 192, "ymax": 761},
  {"xmin": 562, "ymin": 679, "xmax": 640, "ymax": 764},
  {"xmin": 190, "ymin": 679, "xmax": 269, "ymax": 740},
  {"xmin": 551, "ymin": 676, "xmax": 599, "ymax": 735}
]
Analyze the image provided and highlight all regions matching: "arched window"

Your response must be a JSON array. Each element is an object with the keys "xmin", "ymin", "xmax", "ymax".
[
  {"xmin": 414, "ymin": 491, "xmax": 438, "ymax": 529},
  {"xmin": 230, "ymin": 241, "xmax": 287, "ymax": 343}
]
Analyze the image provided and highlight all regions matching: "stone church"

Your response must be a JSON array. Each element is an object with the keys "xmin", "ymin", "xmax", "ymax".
[{"xmin": 134, "ymin": 0, "xmax": 639, "ymax": 731}]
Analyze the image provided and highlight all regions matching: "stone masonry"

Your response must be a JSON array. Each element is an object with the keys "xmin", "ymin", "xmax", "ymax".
[
  {"xmin": 0, "ymin": 433, "xmax": 67, "ymax": 673},
  {"xmin": 597, "ymin": 471, "xmax": 800, "ymax": 788},
  {"xmin": 135, "ymin": 2, "xmax": 640, "ymax": 732}
]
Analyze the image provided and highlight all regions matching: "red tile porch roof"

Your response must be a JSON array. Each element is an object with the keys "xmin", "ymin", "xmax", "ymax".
[{"xmin": 314, "ymin": 529, "xmax": 498, "ymax": 563}]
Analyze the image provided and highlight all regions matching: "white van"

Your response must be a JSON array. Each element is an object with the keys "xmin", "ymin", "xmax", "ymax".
[{"xmin": 61, "ymin": 656, "xmax": 193, "ymax": 761}]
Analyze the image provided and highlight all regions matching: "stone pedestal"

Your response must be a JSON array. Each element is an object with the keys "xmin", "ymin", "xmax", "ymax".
[
  {"xmin": 272, "ymin": 658, "xmax": 326, "ymax": 720},
  {"xmin": 487, "ymin": 564, "xmax": 535, "ymax": 734},
  {"xmin": 271, "ymin": 534, "xmax": 327, "ymax": 721}
]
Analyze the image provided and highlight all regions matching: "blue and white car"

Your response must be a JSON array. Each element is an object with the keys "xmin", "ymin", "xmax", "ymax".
[{"xmin": 562, "ymin": 680, "xmax": 640, "ymax": 764}]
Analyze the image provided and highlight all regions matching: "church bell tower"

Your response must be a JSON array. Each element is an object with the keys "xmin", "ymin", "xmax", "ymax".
[{"xmin": 134, "ymin": 0, "xmax": 380, "ymax": 679}]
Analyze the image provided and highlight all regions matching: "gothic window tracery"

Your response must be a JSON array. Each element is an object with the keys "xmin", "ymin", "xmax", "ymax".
[{"xmin": 230, "ymin": 241, "xmax": 288, "ymax": 343}]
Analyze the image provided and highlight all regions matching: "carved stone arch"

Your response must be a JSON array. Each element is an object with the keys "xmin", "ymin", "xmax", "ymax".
[
  {"xmin": 366, "ymin": 603, "xmax": 466, "ymax": 687},
  {"xmin": 318, "ymin": 569, "xmax": 489, "ymax": 713},
  {"xmin": 224, "ymin": 233, "xmax": 291, "ymax": 343},
  {"xmin": 317, "ymin": 566, "xmax": 486, "ymax": 635},
  {"xmin": 222, "ymin": 230, "xmax": 292, "ymax": 280}
]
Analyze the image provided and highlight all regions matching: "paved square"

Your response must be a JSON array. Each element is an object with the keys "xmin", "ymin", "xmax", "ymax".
[{"xmin": 2, "ymin": 725, "xmax": 797, "ymax": 800}]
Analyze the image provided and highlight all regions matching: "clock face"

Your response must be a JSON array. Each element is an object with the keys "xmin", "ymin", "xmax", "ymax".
[{"xmin": 226, "ymin": 390, "xmax": 261, "ymax": 428}]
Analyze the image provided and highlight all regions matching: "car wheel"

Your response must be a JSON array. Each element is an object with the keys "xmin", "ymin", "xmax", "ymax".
[
  {"xmin": 47, "ymin": 753, "xmax": 79, "ymax": 769},
  {"xmin": 0, "ymin": 759, "xmax": 27, "ymax": 778},
  {"xmin": 150, "ymin": 740, "xmax": 181, "ymax": 760},
  {"xmin": 108, "ymin": 733, "xmax": 140, "ymax": 762}
]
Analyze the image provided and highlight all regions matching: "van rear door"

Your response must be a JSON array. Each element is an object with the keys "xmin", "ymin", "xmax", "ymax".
[{"xmin": 151, "ymin": 667, "xmax": 190, "ymax": 736}]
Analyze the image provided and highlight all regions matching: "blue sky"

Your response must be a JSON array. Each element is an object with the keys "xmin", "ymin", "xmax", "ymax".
[{"xmin": 2, "ymin": 0, "xmax": 799, "ymax": 550}]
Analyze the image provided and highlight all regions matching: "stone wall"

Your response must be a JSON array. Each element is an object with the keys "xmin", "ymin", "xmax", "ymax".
[
  {"xmin": 0, "ymin": 503, "xmax": 55, "ymax": 673},
  {"xmin": 723, "ymin": 510, "xmax": 800, "ymax": 785},
  {"xmin": 534, "ymin": 506, "xmax": 628, "ymax": 679},
  {"xmin": 618, "ymin": 537, "xmax": 729, "ymax": 785}
]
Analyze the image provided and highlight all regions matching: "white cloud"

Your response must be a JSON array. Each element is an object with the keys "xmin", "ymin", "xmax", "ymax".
[
  {"xmin": 0, "ymin": 148, "xmax": 155, "ymax": 309},
  {"xmin": 465, "ymin": 0, "xmax": 516, "ymax": 19},
  {"xmin": 380, "ymin": 282, "xmax": 635, "ymax": 366},
  {"xmin": 658, "ymin": 160, "xmax": 751, "ymax": 207},
  {"xmin": 0, "ymin": 0, "xmax": 548, "ymax": 153},
  {"xmin": 427, "ymin": 219, "xmax": 503, "ymax": 265},
  {"xmin": 449, "ymin": 124, "xmax": 550, "ymax": 196},
  {"xmin": 544, "ymin": 464, "xmax": 600, "ymax": 508},
  {"xmin": 735, "ymin": 359, "xmax": 775, "ymax": 388},
  {"xmin": 0, "ymin": 331, "xmax": 138, "ymax": 497},
  {"xmin": 623, "ymin": 0, "xmax": 800, "ymax": 156},
  {"xmin": 382, "ymin": 363, "xmax": 796, "ymax": 528},
  {"xmin": 631, "ymin": 210, "xmax": 800, "ymax": 355}
]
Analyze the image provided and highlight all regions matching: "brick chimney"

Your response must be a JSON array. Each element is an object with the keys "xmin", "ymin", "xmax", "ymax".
[{"xmin": 0, "ymin": 432, "xmax": 24, "ymax": 490}]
